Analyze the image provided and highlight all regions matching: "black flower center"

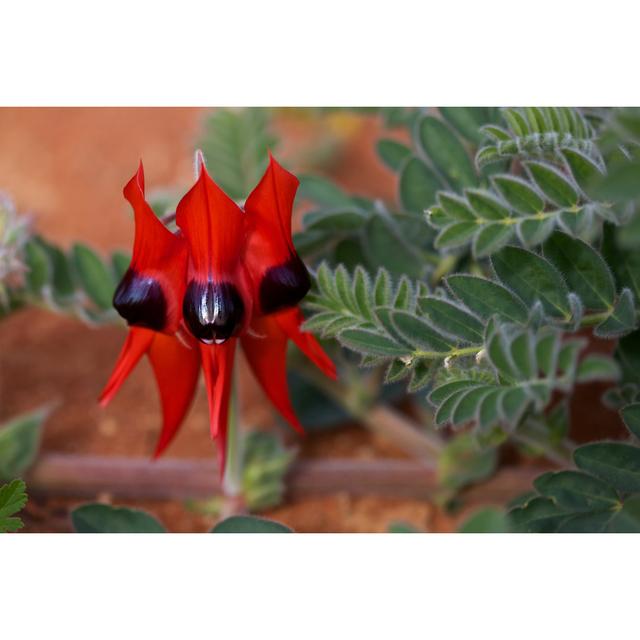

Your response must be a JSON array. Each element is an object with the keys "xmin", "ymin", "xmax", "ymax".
[
  {"xmin": 113, "ymin": 268, "xmax": 166, "ymax": 331},
  {"xmin": 259, "ymin": 254, "xmax": 310, "ymax": 314},
  {"xmin": 182, "ymin": 280, "xmax": 245, "ymax": 344}
]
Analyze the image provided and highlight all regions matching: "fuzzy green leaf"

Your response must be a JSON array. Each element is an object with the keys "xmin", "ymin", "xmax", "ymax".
[
  {"xmin": 417, "ymin": 297, "xmax": 484, "ymax": 343},
  {"xmin": 71, "ymin": 504, "xmax": 167, "ymax": 533},
  {"xmin": 472, "ymin": 223, "xmax": 513, "ymax": 258},
  {"xmin": 417, "ymin": 116, "xmax": 477, "ymax": 189},
  {"xmin": 211, "ymin": 515, "xmax": 292, "ymax": 533},
  {"xmin": 492, "ymin": 175, "xmax": 544, "ymax": 215},
  {"xmin": 525, "ymin": 161, "xmax": 580, "ymax": 208},
  {"xmin": 71, "ymin": 244, "xmax": 116, "ymax": 310},
  {"xmin": 0, "ymin": 409, "xmax": 46, "ymax": 482},
  {"xmin": 594, "ymin": 289, "xmax": 636, "ymax": 338},
  {"xmin": 446, "ymin": 274, "xmax": 528, "ymax": 324},
  {"xmin": 543, "ymin": 231, "xmax": 615, "ymax": 312},
  {"xmin": 399, "ymin": 157, "xmax": 442, "ymax": 214},
  {"xmin": 338, "ymin": 328, "xmax": 410, "ymax": 357},
  {"xmin": 492, "ymin": 246, "xmax": 571, "ymax": 319},
  {"xmin": 574, "ymin": 443, "xmax": 640, "ymax": 493},
  {"xmin": 376, "ymin": 139, "xmax": 412, "ymax": 171},
  {"xmin": 434, "ymin": 221, "xmax": 478, "ymax": 250},
  {"xmin": 466, "ymin": 189, "xmax": 510, "ymax": 220},
  {"xmin": 0, "ymin": 479, "xmax": 28, "ymax": 533},
  {"xmin": 533, "ymin": 470, "xmax": 619, "ymax": 511},
  {"xmin": 621, "ymin": 403, "xmax": 640, "ymax": 439}
]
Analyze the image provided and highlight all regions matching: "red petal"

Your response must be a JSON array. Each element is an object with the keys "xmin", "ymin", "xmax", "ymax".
[
  {"xmin": 200, "ymin": 339, "xmax": 237, "ymax": 473},
  {"xmin": 245, "ymin": 152, "xmax": 298, "ymax": 255},
  {"xmin": 241, "ymin": 314, "xmax": 304, "ymax": 434},
  {"xmin": 98, "ymin": 327, "xmax": 154, "ymax": 406},
  {"xmin": 244, "ymin": 154, "xmax": 310, "ymax": 314},
  {"xmin": 116, "ymin": 162, "xmax": 188, "ymax": 333},
  {"xmin": 176, "ymin": 162, "xmax": 247, "ymax": 281},
  {"xmin": 149, "ymin": 332, "xmax": 201, "ymax": 457},
  {"xmin": 275, "ymin": 308, "xmax": 337, "ymax": 380}
]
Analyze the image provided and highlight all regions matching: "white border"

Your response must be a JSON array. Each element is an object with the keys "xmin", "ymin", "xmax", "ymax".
[
  {"xmin": 1, "ymin": 0, "xmax": 639, "ymax": 105},
  {"xmin": 4, "ymin": 534, "xmax": 638, "ymax": 639}
]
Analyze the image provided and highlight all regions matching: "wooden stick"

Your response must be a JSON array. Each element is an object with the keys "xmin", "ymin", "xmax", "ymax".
[{"xmin": 26, "ymin": 453, "xmax": 543, "ymax": 502}]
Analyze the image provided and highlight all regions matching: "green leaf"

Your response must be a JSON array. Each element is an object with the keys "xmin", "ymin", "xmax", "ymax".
[
  {"xmin": 533, "ymin": 470, "xmax": 620, "ymax": 511},
  {"xmin": 451, "ymin": 386, "xmax": 496, "ymax": 427},
  {"xmin": 24, "ymin": 239, "xmax": 51, "ymax": 294},
  {"xmin": 561, "ymin": 148, "xmax": 604, "ymax": 196},
  {"xmin": 211, "ymin": 515, "xmax": 292, "ymax": 533},
  {"xmin": 0, "ymin": 479, "xmax": 28, "ymax": 533},
  {"xmin": 428, "ymin": 380, "xmax": 482, "ymax": 406},
  {"xmin": 525, "ymin": 161, "xmax": 579, "ymax": 208},
  {"xmin": 298, "ymin": 174, "xmax": 354, "ymax": 208},
  {"xmin": 481, "ymin": 124, "xmax": 511, "ymax": 142},
  {"xmin": 352, "ymin": 267, "xmax": 373, "ymax": 321},
  {"xmin": 0, "ymin": 409, "xmax": 47, "ymax": 481},
  {"xmin": 71, "ymin": 504, "xmax": 167, "ymax": 533},
  {"xmin": 417, "ymin": 116, "xmax": 476, "ymax": 189},
  {"xmin": 437, "ymin": 193, "xmax": 475, "ymax": 221},
  {"xmin": 199, "ymin": 108, "xmax": 276, "ymax": 200},
  {"xmin": 373, "ymin": 268, "xmax": 392, "ymax": 307},
  {"xmin": 492, "ymin": 175, "xmax": 544, "ymax": 215},
  {"xmin": 542, "ymin": 231, "xmax": 615, "ymax": 312},
  {"xmin": 576, "ymin": 354, "xmax": 620, "ymax": 383},
  {"xmin": 608, "ymin": 496, "xmax": 640, "ymax": 532},
  {"xmin": 391, "ymin": 310, "xmax": 455, "ymax": 352},
  {"xmin": 376, "ymin": 139, "xmax": 412, "ymax": 171},
  {"xmin": 594, "ymin": 289, "xmax": 636, "ymax": 338},
  {"xmin": 574, "ymin": 442, "xmax": 640, "ymax": 493},
  {"xmin": 472, "ymin": 223, "xmax": 513, "ymax": 258},
  {"xmin": 503, "ymin": 108, "xmax": 529, "ymax": 137},
  {"xmin": 466, "ymin": 189, "xmax": 510, "ymax": 220},
  {"xmin": 71, "ymin": 244, "xmax": 116, "ymax": 310},
  {"xmin": 458, "ymin": 507, "xmax": 509, "ymax": 533},
  {"xmin": 509, "ymin": 496, "xmax": 568, "ymax": 533},
  {"xmin": 434, "ymin": 221, "xmax": 478, "ymax": 250},
  {"xmin": 399, "ymin": 157, "xmax": 442, "ymax": 213},
  {"xmin": 446, "ymin": 274, "xmax": 528, "ymax": 324},
  {"xmin": 37, "ymin": 237, "xmax": 76, "ymax": 300},
  {"xmin": 440, "ymin": 107, "xmax": 490, "ymax": 144},
  {"xmin": 517, "ymin": 217, "xmax": 556, "ymax": 248},
  {"xmin": 557, "ymin": 510, "xmax": 614, "ymax": 533},
  {"xmin": 338, "ymin": 328, "xmax": 410, "ymax": 357},
  {"xmin": 417, "ymin": 297, "xmax": 484, "ymax": 343},
  {"xmin": 621, "ymin": 403, "xmax": 640, "ymax": 439},
  {"xmin": 303, "ymin": 208, "xmax": 369, "ymax": 231},
  {"xmin": 492, "ymin": 246, "xmax": 571, "ymax": 319},
  {"xmin": 477, "ymin": 389, "xmax": 502, "ymax": 430}
]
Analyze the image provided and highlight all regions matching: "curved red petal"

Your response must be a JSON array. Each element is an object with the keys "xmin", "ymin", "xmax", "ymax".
[
  {"xmin": 98, "ymin": 327, "xmax": 155, "ymax": 406},
  {"xmin": 275, "ymin": 308, "xmax": 337, "ymax": 380},
  {"xmin": 176, "ymin": 164, "xmax": 251, "ymax": 343},
  {"xmin": 241, "ymin": 315, "xmax": 304, "ymax": 434},
  {"xmin": 149, "ymin": 332, "xmax": 201, "ymax": 458},
  {"xmin": 200, "ymin": 339, "xmax": 237, "ymax": 474},
  {"xmin": 244, "ymin": 154, "xmax": 310, "ymax": 314},
  {"xmin": 115, "ymin": 162, "xmax": 188, "ymax": 333}
]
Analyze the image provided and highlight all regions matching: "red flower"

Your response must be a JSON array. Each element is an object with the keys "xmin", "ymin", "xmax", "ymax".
[{"xmin": 100, "ymin": 154, "xmax": 336, "ymax": 471}]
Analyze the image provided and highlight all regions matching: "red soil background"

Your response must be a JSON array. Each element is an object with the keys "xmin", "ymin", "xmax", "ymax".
[{"xmin": 0, "ymin": 108, "xmax": 459, "ymax": 532}]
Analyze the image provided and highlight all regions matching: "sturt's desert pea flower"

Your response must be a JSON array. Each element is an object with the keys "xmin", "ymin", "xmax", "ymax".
[{"xmin": 100, "ymin": 153, "xmax": 336, "ymax": 471}]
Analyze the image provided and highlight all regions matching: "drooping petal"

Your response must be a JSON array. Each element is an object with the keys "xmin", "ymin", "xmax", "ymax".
[
  {"xmin": 148, "ymin": 332, "xmax": 201, "ymax": 457},
  {"xmin": 275, "ymin": 308, "xmax": 337, "ymax": 380},
  {"xmin": 113, "ymin": 162, "xmax": 188, "ymax": 333},
  {"xmin": 240, "ymin": 314, "xmax": 304, "ymax": 434},
  {"xmin": 244, "ymin": 153, "xmax": 310, "ymax": 315},
  {"xmin": 176, "ymin": 159, "xmax": 251, "ymax": 344},
  {"xmin": 200, "ymin": 339, "xmax": 237, "ymax": 472},
  {"xmin": 99, "ymin": 327, "xmax": 155, "ymax": 407}
]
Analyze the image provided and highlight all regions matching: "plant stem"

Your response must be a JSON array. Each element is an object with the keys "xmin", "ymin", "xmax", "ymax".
[{"xmin": 222, "ymin": 354, "xmax": 243, "ymax": 500}]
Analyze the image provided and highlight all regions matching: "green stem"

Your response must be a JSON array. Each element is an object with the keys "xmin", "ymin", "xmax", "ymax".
[{"xmin": 222, "ymin": 356, "xmax": 243, "ymax": 498}]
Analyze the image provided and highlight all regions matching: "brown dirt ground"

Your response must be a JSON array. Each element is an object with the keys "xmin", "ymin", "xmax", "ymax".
[{"xmin": 0, "ymin": 108, "xmax": 456, "ymax": 533}]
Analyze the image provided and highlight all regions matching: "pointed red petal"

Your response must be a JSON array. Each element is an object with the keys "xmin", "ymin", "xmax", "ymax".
[
  {"xmin": 200, "ymin": 339, "xmax": 237, "ymax": 473},
  {"xmin": 241, "ymin": 315, "xmax": 304, "ymax": 434},
  {"xmin": 148, "ymin": 332, "xmax": 201, "ymax": 457},
  {"xmin": 244, "ymin": 154, "xmax": 310, "ymax": 314},
  {"xmin": 176, "ymin": 165, "xmax": 251, "ymax": 343},
  {"xmin": 115, "ymin": 162, "xmax": 188, "ymax": 333},
  {"xmin": 176, "ymin": 164, "xmax": 246, "ymax": 279},
  {"xmin": 275, "ymin": 308, "xmax": 337, "ymax": 380},
  {"xmin": 98, "ymin": 327, "xmax": 154, "ymax": 406}
]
